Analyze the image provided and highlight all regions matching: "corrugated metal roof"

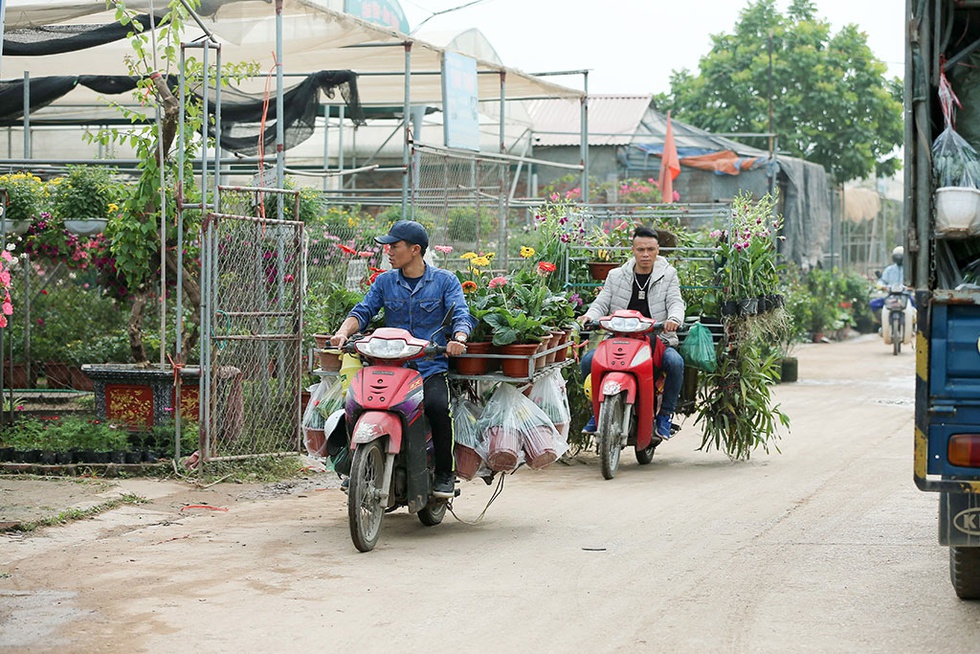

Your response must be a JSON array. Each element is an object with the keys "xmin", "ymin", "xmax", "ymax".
[{"xmin": 526, "ymin": 95, "xmax": 654, "ymax": 147}]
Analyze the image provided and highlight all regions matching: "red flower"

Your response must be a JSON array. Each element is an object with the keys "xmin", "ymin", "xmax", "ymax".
[
  {"xmin": 537, "ymin": 261, "xmax": 557, "ymax": 275},
  {"xmin": 337, "ymin": 244, "xmax": 357, "ymax": 255}
]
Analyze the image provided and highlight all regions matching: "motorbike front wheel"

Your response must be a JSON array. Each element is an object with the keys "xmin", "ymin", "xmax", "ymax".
[
  {"xmin": 598, "ymin": 394, "xmax": 624, "ymax": 480},
  {"xmin": 891, "ymin": 312, "xmax": 902, "ymax": 355},
  {"xmin": 348, "ymin": 440, "xmax": 386, "ymax": 552}
]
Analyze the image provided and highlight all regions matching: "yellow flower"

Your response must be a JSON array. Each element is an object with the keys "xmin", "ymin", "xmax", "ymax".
[
  {"xmin": 485, "ymin": 252, "xmax": 495, "ymax": 260},
  {"xmin": 460, "ymin": 251, "xmax": 477, "ymax": 260},
  {"xmin": 108, "ymin": 203, "xmax": 119, "ymax": 213},
  {"xmin": 520, "ymin": 246, "xmax": 535, "ymax": 259},
  {"xmin": 471, "ymin": 256, "xmax": 490, "ymax": 267}
]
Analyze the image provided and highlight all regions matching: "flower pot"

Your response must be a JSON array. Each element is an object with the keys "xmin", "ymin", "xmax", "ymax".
[
  {"xmin": 523, "ymin": 424, "xmax": 558, "ymax": 469},
  {"xmin": 499, "ymin": 342, "xmax": 541, "ymax": 378},
  {"xmin": 534, "ymin": 341, "xmax": 547, "ymax": 370},
  {"xmin": 43, "ymin": 361, "xmax": 73, "ymax": 389},
  {"xmin": 304, "ymin": 427, "xmax": 327, "ymax": 457},
  {"xmin": 545, "ymin": 331, "xmax": 563, "ymax": 365},
  {"xmin": 554, "ymin": 330, "xmax": 572, "ymax": 363},
  {"xmin": 70, "ymin": 366, "xmax": 94, "ymax": 392},
  {"xmin": 737, "ymin": 298, "xmax": 758, "ymax": 316},
  {"xmin": 313, "ymin": 334, "xmax": 332, "ymax": 349},
  {"xmin": 588, "ymin": 261, "xmax": 617, "ymax": 281},
  {"xmin": 779, "ymin": 356, "xmax": 799, "ymax": 383},
  {"xmin": 64, "ymin": 218, "xmax": 108, "ymax": 236},
  {"xmin": 935, "ymin": 186, "xmax": 980, "ymax": 236},
  {"xmin": 318, "ymin": 348, "xmax": 343, "ymax": 372},
  {"xmin": 454, "ymin": 443, "xmax": 483, "ymax": 481},
  {"xmin": 125, "ymin": 451, "xmax": 143, "ymax": 464},
  {"xmin": 486, "ymin": 425, "xmax": 520, "ymax": 472},
  {"xmin": 452, "ymin": 341, "xmax": 493, "ymax": 376},
  {"xmin": 2, "ymin": 219, "xmax": 31, "ymax": 236},
  {"xmin": 721, "ymin": 300, "xmax": 739, "ymax": 316},
  {"xmin": 3, "ymin": 362, "xmax": 35, "ymax": 389}
]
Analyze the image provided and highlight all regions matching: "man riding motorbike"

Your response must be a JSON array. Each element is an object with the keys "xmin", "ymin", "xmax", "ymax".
[
  {"xmin": 330, "ymin": 220, "xmax": 472, "ymax": 498},
  {"xmin": 577, "ymin": 226, "xmax": 686, "ymax": 441}
]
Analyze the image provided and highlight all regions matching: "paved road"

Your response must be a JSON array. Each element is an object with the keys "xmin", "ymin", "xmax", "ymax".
[{"xmin": 2, "ymin": 335, "xmax": 978, "ymax": 653}]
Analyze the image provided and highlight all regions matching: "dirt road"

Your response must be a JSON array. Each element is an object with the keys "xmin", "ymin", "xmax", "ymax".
[{"xmin": 2, "ymin": 335, "xmax": 977, "ymax": 653}]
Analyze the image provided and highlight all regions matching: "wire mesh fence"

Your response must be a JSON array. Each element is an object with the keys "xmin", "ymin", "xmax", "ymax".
[{"xmin": 201, "ymin": 187, "xmax": 304, "ymax": 459}]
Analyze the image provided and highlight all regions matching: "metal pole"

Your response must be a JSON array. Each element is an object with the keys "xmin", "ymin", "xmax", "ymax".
[
  {"xmin": 276, "ymin": 0, "xmax": 286, "ymax": 210},
  {"xmin": 322, "ymin": 108, "xmax": 330, "ymax": 191},
  {"xmin": 176, "ymin": 45, "xmax": 187, "ymax": 463},
  {"xmin": 338, "ymin": 104, "xmax": 346, "ymax": 189},
  {"xmin": 581, "ymin": 71, "xmax": 589, "ymax": 203},
  {"xmin": 22, "ymin": 72, "xmax": 30, "ymax": 160},
  {"xmin": 498, "ymin": 71, "xmax": 508, "ymax": 270},
  {"xmin": 402, "ymin": 41, "xmax": 412, "ymax": 220}
]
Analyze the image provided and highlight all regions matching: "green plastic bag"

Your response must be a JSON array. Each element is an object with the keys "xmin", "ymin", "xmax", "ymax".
[{"xmin": 679, "ymin": 322, "xmax": 717, "ymax": 373}]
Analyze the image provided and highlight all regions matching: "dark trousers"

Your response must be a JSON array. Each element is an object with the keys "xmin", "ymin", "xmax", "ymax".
[{"xmin": 423, "ymin": 372, "xmax": 453, "ymax": 475}]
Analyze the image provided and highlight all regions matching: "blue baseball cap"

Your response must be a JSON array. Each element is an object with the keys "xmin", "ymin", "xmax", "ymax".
[{"xmin": 375, "ymin": 220, "xmax": 429, "ymax": 250}]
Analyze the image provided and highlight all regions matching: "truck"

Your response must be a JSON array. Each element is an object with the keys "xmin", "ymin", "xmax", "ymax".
[{"xmin": 908, "ymin": 0, "xmax": 980, "ymax": 599}]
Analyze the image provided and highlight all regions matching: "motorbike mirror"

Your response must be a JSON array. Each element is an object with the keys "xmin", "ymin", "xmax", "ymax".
[
  {"xmin": 874, "ymin": 270, "xmax": 881, "ymax": 278},
  {"xmin": 429, "ymin": 302, "xmax": 456, "ymax": 340}
]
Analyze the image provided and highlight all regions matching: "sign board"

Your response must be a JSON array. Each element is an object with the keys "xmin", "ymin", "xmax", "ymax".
[
  {"xmin": 344, "ymin": 0, "xmax": 409, "ymax": 34},
  {"xmin": 441, "ymin": 52, "xmax": 480, "ymax": 152}
]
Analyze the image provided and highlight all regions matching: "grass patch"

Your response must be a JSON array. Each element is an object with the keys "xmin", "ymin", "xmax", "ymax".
[
  {"xmin": 2, "ymin": 492, "xmax": 146, "ymax": 533},
  {"xmin": 197, "ymin": 455, "xmax": 306, "ymax": 484}
]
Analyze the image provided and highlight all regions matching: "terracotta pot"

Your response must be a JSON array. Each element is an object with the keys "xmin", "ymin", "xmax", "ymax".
[
  {"xmin": 454, "ymin": 443, "xmax": 483, "ymax": 481},
  {"xmin": 452, "ymin": 341, "xmax": 493, "ymax": 376},
  {"xmin": 554, "ymin": 330, "xmax": 572, "ymax": 363},
  {"xmin": 545, "ymin": 331, "xmax": 563, "ymax": 365},
  {"xmin": 313, "ymin": 334, "xmax": 332, "ymax": 349},
  {"xmin": 318, "ymin": 348, "xmax": 343, "ymax": 372},
  {"xmin": 534, "ymin": 341, "xmax": 547, "ymax": 370},
  {"xmin": 523, "ymin": 424, "xmax": 558, "ymax": 469},
  {"xmin": 44, "ymin": 361, "xmax": 72, "ymax": 389},
  {"xmin": 304, "ymin": 428, "xmax": 327, "ymax": 457},
  {"xmin": 486, "ymin": 425, "xmax": 520, "ymax": 472},
  {"xmin": 588, "ymin": 261, "xmax": 617, "ymax": 281},
  {"xmin": 499, "ymin": 342, "xmax": 541, "ymax": 378},
  {"xmin": 70, "ymin": 366, "xmax": 94, "ymax": 392}
]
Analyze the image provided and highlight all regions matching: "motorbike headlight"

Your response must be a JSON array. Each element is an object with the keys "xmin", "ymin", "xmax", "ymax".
[
  {"xmin": 600, "ymin": 316, "xmax": 645, "ymax": 333},
  {"xmin": 355, "ymin": 338, "xmax": 423, "ymax": 359}
]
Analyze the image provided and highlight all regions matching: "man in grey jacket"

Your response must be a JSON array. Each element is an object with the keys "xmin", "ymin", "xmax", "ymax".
[{"xmin": 577, "ymin": 226, "xmax": 686, "ymax": 440}]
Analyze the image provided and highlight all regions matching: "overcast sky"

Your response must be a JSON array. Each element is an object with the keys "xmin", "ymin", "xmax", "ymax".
[{"xmin": 399, "ymin": 0, "xmax": 905, "ymax": 95}]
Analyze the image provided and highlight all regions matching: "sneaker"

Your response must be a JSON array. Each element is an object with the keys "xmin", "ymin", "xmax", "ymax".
[
  {"xmin": 582, "ymin": 415, "xmax": 597, "ymax": 434},
  {"xmin": 655, "ymin": 413, "xmax": 673, "ymax": 440},
  {"xmin": 432, "ymin": 472, "xmax": 455, "ymax": 498}
]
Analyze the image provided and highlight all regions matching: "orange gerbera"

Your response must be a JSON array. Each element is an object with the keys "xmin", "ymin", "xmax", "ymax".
[
  {"xmin": 336, "ymin": 244, "xmax": 356, "ymax": 255},
  {"xmin": 537, "ymin": 261, "xmax": 557, "ymax": 274},
  {"xmin": 461, "ymin": 280, "xmax": 479, "ymax": 294}
]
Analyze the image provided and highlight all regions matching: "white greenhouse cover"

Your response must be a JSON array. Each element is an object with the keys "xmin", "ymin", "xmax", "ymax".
[{"xmin": 2, "ymin": 0, "xmax": 583, "ymax": 123}]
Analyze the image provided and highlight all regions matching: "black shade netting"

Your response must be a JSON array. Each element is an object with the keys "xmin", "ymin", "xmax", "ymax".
[
  {"xmin": 3, "ymin": 14, "xmax": 160, "ymax": 56},
  {"xmin": 0, "ymin": 70, "xmax": 365, "ymax": 155}
]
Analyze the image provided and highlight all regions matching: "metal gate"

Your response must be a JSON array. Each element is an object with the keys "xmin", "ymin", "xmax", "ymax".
[{"xmin": 198, "ymin": 188, "xmax": 304, "ymax": 461}]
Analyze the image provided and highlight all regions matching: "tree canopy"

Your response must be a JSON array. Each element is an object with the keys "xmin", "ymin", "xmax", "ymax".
[{"xmin": 655, "ymin": 0, "xmax": 902, "ymax": 184}]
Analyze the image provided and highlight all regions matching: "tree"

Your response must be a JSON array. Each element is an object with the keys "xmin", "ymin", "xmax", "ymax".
[{"xmin": 656, "ymin": 0, "xmax": 902, "ymax": 184}]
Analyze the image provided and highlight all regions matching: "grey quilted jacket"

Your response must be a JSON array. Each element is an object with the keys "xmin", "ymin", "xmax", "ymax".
[{"xmin": 583, "ymin": 257, "xmax": 686, "ymax": 346}]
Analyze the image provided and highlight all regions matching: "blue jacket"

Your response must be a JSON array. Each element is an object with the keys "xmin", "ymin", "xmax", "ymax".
[{"xmin": 348, "ymin": 265, "xmax": 473, "ymax": 378}]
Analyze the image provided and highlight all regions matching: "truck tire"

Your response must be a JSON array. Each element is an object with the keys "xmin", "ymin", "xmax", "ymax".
[{"xmin": 949, "ymin": 546, "xmax": 980, "ymax": 599}]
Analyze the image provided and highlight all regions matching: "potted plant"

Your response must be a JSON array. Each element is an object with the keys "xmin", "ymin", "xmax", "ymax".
[
  {"xmin": 305, "ymin": 282, "xmax": 365, "ymax": 371},
  {"xmin": 51, "ymin": 165, "xmax": 120, "ymax": 236},
  {"xmin": 0, "ymin": 172, "xmax": 47, "ymax": 235}
]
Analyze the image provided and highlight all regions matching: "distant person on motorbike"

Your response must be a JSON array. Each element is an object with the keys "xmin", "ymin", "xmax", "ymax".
[
  {"xmin": 577, "ymin": 226, "xmax": 686, "ymax": 441},
  {"xmin": 878, "ymin": 246, "xmax": 905, "ymax": 288},
  {"xmin": 330, "ymin": 220, "xmax": 472, "ymax": 498}
]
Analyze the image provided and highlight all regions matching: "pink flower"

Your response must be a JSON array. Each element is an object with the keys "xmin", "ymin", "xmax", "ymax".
[
  {"xmin": 550, "ymin": 192, "xmax": 560, "ymax": 202},
  {"xmin": 488, "ymin": 276, "xmax": 508, "ymax": 289},
  {"xmin": 358, "ymin": 251, "xmax": 374, "ymax": 258},
  {"xmin": 2, "ymin": 302, "xmax": 12, "ymax": 316},
  {"xmin": 0, "ymin": 251, "xmax": 12, "ymax": 262},
  {"xmin": 709, "ymin": 230, "xmax": 722, "ymax": 239},
  {"xmin": 434, "ymin": 245, "xmax": 453, "ymax": 254},
  {"xmin": 284, "ymin": 274, "xmax": 295, "ymax": 282}
]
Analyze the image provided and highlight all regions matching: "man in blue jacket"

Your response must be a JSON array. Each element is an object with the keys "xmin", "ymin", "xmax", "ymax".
[{"xmin": 330, "ymin": 220, "xmax": 472, "ymax": 498}]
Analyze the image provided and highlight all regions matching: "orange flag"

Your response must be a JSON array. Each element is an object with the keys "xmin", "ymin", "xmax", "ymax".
[{"xmin": 658, "ymin": 111, "xmax": 680, "ymax": 203}]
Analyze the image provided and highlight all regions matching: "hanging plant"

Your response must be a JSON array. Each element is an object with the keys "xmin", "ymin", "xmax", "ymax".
[{"xmin": 694, "ymin": 339, "xmax": 789, "ymax": 460}]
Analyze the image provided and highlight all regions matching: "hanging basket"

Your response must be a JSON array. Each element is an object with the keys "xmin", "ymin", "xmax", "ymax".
[{"xmin": 64, "ymin": 218, "xmax": 108, "ymax": 236}]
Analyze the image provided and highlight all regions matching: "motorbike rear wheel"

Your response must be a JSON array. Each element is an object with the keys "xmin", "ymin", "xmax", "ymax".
[
  {"xmin": 635, "ymin": 439, "xmax": 658, "ymax": 465},
  {"xmin": 348, "ymin": 440, "xmax": 386, "ymax": 552},
  {"xmin": 418, "ymin": 499, "xmax": 447, "ymax": 526},
  {"xmin": 598, "ymin": 394, "xmax": 624, "ymax": 480}
]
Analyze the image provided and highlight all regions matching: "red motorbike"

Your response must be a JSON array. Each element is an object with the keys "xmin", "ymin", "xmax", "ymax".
[
  {"xmin": 585, "ymin": 309, "xmax": 677, "ymax": 479},
  {"xmin": 342, "ymin": 327, "xmax": 452, "ymax": 552}
]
